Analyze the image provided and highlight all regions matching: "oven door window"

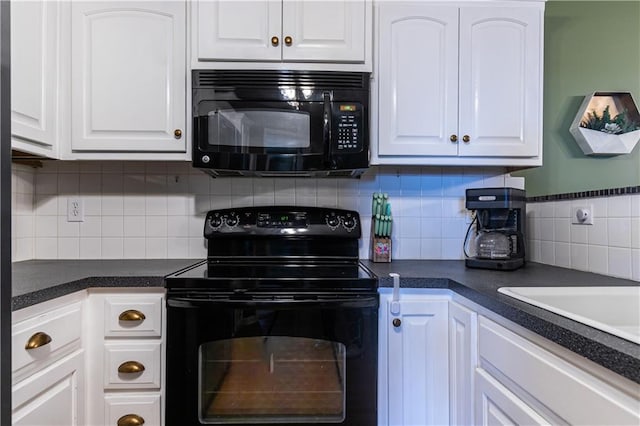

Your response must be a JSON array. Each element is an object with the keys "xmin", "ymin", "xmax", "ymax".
[{"xmin": 199, "ymin": 336, "xmax": 346, "ymax": 424}]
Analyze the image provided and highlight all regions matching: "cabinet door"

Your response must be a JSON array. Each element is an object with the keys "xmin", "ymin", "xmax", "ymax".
[
  {"xmin": 12, "ymin": 351, "xmax": 85, "ymax": 426},
  {"xmin": 10, "ymin": 0, "xmax": 59, "ymax": 157},
  {"xmin": 458, "ymin": 7, "xmax": 542, "ymax": 157},
  {"xmin": 195, "ymin": 0, "xmax": 281, "ymax": 61},
  {"xmin": 377, "ymin": 4, "xmax": 459, "ymax": 156},
  {"xmin": 449, "ymin": 301, "xmax": 477, "ymax": 426},
  {"xmin": 386, "ymin": 296, "xmax": 449, "ymax": 426},
  {"xmin": 475, "ymin": 369, "xmax": 548, "ymax": 426},
  {"xmin": 71, "ymin": 1, "xmax": 186, "ymax": 153},
  {"xmin": 282, "ymin": 0, "xmax": 366, "ymax": 62}
]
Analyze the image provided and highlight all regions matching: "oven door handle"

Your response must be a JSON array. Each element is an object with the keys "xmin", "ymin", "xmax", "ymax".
[{"xmin": 168, "ymin": 295, "xmax": 378, "ymax": 309}]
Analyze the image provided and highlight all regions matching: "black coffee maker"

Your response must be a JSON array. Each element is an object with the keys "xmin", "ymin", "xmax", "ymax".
[{"xmin": 464, "ymin": 187, "xmax": 526, "ymax": 270}]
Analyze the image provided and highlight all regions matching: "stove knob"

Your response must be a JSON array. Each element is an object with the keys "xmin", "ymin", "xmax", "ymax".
[
  {"xmin": 342, "ymin": 216, "xmax": 357, "ymax": 231},
  {"xmin": 226, "ymin": 214, "xmax": 239, "ymax": 227},
  {"xmin": 209, "ymin": 215, "xmax": 222, "ymax": 229},
  {"xmin": 326, "ymin": 215, "xmax": 340, "ymax": 228}
]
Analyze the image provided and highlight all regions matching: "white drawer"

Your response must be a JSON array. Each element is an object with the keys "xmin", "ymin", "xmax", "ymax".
[
  {"xmin": 104, "ymin": 342, "xmax": 162, "ymax": 390},
  {"xmin": 104, "ymin": 295, "xmax": 163, "ymax": 338},
  {"xmin": 478, "ymin": 316, "xmax": 640, "ymax": 425},
  {"xmin": 12, "ymin": 298, "xmax": 83, "ymax": 377},
  {"xmin": 104, "ymin": 393, "xmax": 161, "ymax": 426},
  {"xmin": 474, "ymin": 368, "xmax": 549, "ymax": 426}
]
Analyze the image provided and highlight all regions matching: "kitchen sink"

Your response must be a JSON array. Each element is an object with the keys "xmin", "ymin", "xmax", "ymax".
[{"xmin": 497, "ymin": 286, "xmax": 640, "ymax": 345}]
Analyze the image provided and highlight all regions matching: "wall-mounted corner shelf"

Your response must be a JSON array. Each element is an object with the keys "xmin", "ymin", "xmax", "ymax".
[{"xmin": 569, "ymin": 91, "xmax": 640, "ymax": 156}]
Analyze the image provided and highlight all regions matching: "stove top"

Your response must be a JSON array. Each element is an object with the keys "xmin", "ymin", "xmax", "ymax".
[
  {"xmin": 165, "ymin": 260, "xmax": 377, "ymax": 293},
  {"xmin": 165, "ymin": 206, "xmax": 377, "ymax": 293}
]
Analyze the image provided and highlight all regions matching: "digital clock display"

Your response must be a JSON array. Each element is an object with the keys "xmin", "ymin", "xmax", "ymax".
[{"xmin": 257, "ymin": 212, "xmax": 308, "ymax": 228}]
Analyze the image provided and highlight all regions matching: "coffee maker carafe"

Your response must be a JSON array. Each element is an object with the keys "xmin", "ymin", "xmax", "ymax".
[{"xmin": 464, "ymin": 187, "xmax": 526, "ymax": 270}]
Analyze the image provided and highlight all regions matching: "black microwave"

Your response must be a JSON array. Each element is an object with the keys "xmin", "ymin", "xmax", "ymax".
[{"xmin": 192, "ymin": 70, "xmax": 370, "ymax": 177}]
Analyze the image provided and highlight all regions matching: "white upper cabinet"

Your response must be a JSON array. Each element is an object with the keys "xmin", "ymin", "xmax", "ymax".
[
  {"xmin": 373, "ymin": 2, "xmax": 544, "ymax": 166},
  {"xmin": 195, "ymin": 1, "xmax": 282, "ymax": 61},
  {"xmin": 69, "ymin": 1, "xmax": 186, "ymax": 156},
  {"xmin": 193, "ymin": 0, "xmax": 371, "ymax": 70},
  {"xmin": 377, "ymin": 4, "xmax": 459, "ymax": 157},
  {"xmin": 281, "ymin": 1, "xmax": 366, "ymax": 62},
  {"xmin": 11, "ymin": 0, "xmax": 61, "ymax": 158},
  {"xmin": 458, "ymin": 7, "xmax": 542, "ymax": 158}
]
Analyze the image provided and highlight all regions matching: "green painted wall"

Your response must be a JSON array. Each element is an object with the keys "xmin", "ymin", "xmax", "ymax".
[{"xmin": 517, "ymin": 1, "xmax": 640, "ymax": 197}]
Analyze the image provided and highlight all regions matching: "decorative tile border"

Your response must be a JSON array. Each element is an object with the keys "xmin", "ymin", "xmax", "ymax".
[{"xmin": 527, "ymin": 186, "xmax": 640, "ymax": 203}]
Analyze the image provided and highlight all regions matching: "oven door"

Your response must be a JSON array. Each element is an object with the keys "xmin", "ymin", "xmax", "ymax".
[{"xmin": 166, "ymin": 293, "xmax": 378, "ymax": 425}]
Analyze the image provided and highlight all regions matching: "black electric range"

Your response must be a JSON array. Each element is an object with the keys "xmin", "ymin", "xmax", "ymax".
[{"xmin": 164, "ymin": 206, "xmax": 379, "ymax": 426}]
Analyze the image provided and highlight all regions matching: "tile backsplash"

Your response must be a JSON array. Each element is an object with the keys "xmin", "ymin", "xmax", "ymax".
[
  {"xmin": 13, "ymin": 161, "xmax": 521, "ymax": 262},
  {"xmin": 11, "ymin": 161, "xmax": 638, "ymax": 282},
  {"xmin": 11, "ymin": 164, "xmax": 36, "ymax": 262},
  {"xmin": 527, "ymin": 194, "xmax": 640, "ymax": 281}
]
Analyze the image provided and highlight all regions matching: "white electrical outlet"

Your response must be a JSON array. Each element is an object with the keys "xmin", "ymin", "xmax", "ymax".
[
  {"xmin": 67, "ymin": 197, "xmax": 84, "ymax": 222},
  {"xmin": 571, "ymin": 205, "xmax": 594, "ymax": 225}
]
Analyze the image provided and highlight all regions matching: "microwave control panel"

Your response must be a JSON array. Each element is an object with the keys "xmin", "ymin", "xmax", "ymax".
[{"xmin": 334, "ymin": 104, "xmax": 363, "ymax": 152}]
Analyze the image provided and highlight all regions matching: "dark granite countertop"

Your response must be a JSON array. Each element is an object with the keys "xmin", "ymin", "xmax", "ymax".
[
  {"xmin": 11, "ymin": 259, "xmax": 640, "ymax": 384},
  {"xmin": 11, "ymin": 259, "xmax": 201, "ymax": 311},
  {"xmin": 363, "ymin": 260, "xmax": 640, "ymax": 384}
]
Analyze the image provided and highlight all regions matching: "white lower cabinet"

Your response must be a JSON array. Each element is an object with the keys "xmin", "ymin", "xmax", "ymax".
[
  {"xmin": 11, "ymin": 292, "xmax": 86, "ymax": 426},
  {"xmin": 378, "ymin": 291, "xmax": 640, "ymax": 426},
  {"xmin": 448, "ymin": 300, "xmax": 477, "ymax": 426},
  {"xmin": 378, "ymin": 289, "xmax": 450, "ymax": 426},
  {"xmin": 477, "ymin": 315, "xmax": 640, "ymax": 426},
  {"xmin": 474, "ymin": 368, "xmax": 548, "ymax": 426},
  {"xmin": 85, "ymin": 289, "xmax": 165, "ymax": 426},
  {"xmin": 12, "ymin": 351, "xmax": 85, "ymax": 426}
]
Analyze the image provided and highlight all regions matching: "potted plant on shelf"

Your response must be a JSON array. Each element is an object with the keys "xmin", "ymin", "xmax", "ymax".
[{"xmin": 569, "ymin": 92, "xmax": 640, "ymax": 156}]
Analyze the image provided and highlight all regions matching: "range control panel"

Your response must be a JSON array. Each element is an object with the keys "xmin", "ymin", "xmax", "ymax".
[{"xmin": 204, "ymin": 206, "xmax": 361, "ymax": 238}]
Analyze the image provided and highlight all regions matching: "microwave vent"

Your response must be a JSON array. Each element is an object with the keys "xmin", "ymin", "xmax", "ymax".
[{"xmin": 193, "ymin": 70, "xmax": 368, "ymax": 90}]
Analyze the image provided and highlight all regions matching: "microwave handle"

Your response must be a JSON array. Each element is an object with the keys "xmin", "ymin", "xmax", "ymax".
[{"xmin": 323, "ymin": 91, "xmax": 335, "ymax": 168}]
